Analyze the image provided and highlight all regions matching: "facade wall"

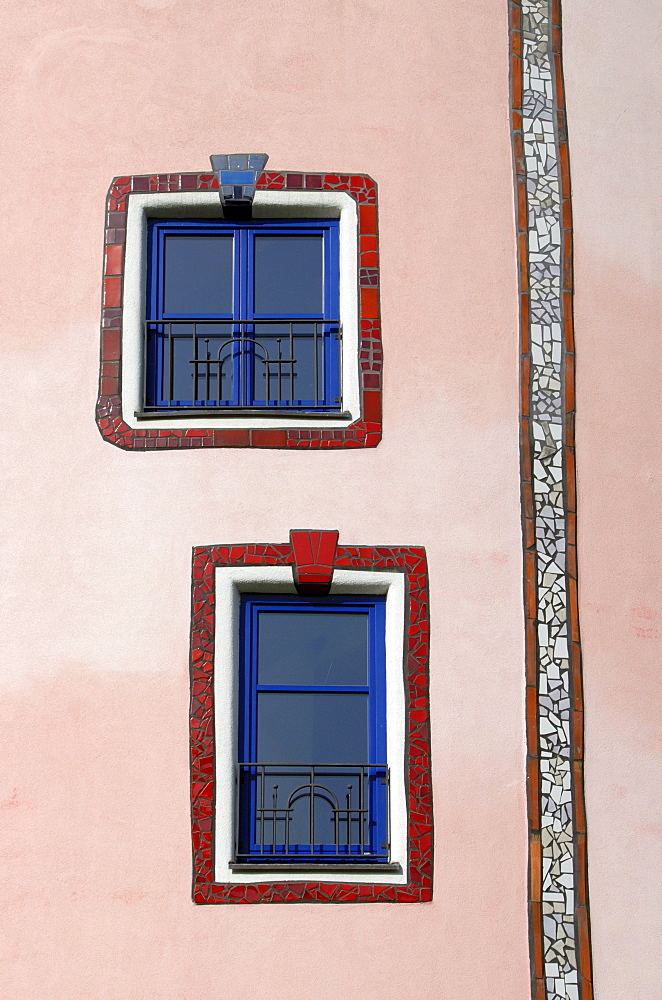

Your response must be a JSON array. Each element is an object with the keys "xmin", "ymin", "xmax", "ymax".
[
  {"xmin": 564, "ymin": 2, "xmax": 662, "ymax": 997},
  {"xmin": 0, "ymin": 1, "xmax": 658, "ymax": 998}
]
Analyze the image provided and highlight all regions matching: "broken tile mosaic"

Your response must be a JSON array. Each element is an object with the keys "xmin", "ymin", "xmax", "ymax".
[{"xmin": 513, "ymin": 1, "xmax": 593, "ymax": 997}]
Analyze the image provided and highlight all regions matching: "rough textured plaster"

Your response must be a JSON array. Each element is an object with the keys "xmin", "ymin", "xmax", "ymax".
[
  {"xmin": 1, "ymin": 0, "xmax": 527, "ymax": 996},
  {"xmin": 564, "ymin": 2, "xmax": 662, "ymax": 998}
]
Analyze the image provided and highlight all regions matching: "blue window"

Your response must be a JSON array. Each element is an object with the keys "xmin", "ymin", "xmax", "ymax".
[
  {"xmin": 144, "ymin": 218, "xmax": 340, "ymax": 413},
  {"xmin": 235, "ymin": 595, "xmax": 389, "ymax": 866}
]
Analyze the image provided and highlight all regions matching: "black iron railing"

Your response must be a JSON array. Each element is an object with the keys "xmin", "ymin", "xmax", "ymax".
[
  {"xmin": 234, "ymin": 762, "xmax": 390, "ymax": 864},
  {"xmin": 143, "ymin": 319, "xmax": 341, "ymax": 412}
]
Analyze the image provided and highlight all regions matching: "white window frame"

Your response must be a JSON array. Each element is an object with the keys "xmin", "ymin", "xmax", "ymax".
[
  {"xmin": 213, "ymin": 566, "xmax": 408, "ymax": 885},
  {"xmin": 122, "ymin": 191, "xmax": 360, "ymax": 430}
]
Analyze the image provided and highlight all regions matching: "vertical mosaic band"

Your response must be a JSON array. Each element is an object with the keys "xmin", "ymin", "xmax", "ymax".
[{"xmin": 510, "ymin": 2, "xmax": 594, "ymax": 999}]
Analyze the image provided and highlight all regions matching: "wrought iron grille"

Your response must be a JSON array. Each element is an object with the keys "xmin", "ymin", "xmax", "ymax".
[
  {"xmin": 234, "ymin": 763, "xmax": 390, "ymax": 863},
  {"xmin": 143, "ymin": 319, "xmax": 341, "ymax": 413}
]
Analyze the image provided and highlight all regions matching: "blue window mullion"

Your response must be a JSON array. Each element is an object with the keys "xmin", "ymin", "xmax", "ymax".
[
  {"xmin": 369, "ymin": 600, "xmax": 387, "ymax": 764},
  {"xmin": 145, "ymin": 224, "xmax": 161, "ymax": 406},
  {"xmin": 255, "ymin": 685, "xmax": 370, "ymax": 694},
  {"xmin": 325, "ymin": 225, "xmax": 341, "ymax": 407},
  {"xmin": 233, "ymin": 229, "xmax": 246, "ymax": 406},
  {"xmin": 238, "ymin": 599, "xmax": 256, "ymax": 854},
  {"xmin": 249, "ymin": 598, "xmax": 259, "ymax": 764},
  {"xmin": 244, "ymin": 229, "xmax": 256, "ymax": 406},
  {"xmin": 369, "ymin": 600, "xmax": 387, "ymax": 853}
]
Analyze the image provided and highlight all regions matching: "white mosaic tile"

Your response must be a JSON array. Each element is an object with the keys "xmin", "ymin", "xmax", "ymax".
[{"xmin": 522, "ymin": 1, "xmax": 579, "ymax": 997}]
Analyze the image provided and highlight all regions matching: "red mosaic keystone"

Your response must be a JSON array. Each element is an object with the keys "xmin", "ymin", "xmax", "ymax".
[{"xmin": 290, "ymin": 529, "xmax": 339, "ymax": 594}]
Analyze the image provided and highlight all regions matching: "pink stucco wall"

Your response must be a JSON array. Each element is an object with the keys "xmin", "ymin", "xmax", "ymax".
[
  {"xmin": 564, "ymin": 2, "xmax": 662, "ymax": 997},
  {"xmin": 0, "ymin": 0, "xmax": 658, "ymax": 997}
]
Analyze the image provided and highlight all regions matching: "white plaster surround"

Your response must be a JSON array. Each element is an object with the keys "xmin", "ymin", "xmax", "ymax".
[
  {"xmin": 122, "ymin": 191, "xmax": 360, "ymax": 429},
  {"xmin": 213, "ymin": 566, "xmax": 408, "ymax": 885}
]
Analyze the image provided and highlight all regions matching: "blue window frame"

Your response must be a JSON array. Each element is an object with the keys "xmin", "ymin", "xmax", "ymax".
[
  {"xmin": 144, "ymin": 218, "xmax": 341, "ymax": 413},
  {"xmin": 235, "ymin": 595, "xmax": 389, "ymax": 865}
]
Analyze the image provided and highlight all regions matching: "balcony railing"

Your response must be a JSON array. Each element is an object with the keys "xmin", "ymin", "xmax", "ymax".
[
  {"xmin": 234, "ymin": 763, "xmax": 390, "ymax": 865},
  {"xmin": 142, "ymin": 319, "xmax": 342, "ymax": 414}
]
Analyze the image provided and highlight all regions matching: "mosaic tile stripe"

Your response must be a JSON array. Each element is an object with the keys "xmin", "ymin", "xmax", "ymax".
[{"xmin": 510, "ymin": 3, "xmax": 594, "ymax": 999}]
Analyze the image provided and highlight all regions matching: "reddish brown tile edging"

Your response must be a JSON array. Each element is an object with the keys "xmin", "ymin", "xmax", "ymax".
[
  {"xmin": 189, "ymin": 537, "xmax": 432, "ymax": 903},
  {"xmin": 511, "ymin": 1, "xmax": 593, "ymax": 997},
  {"xmin": 96, "ymin": 172, "xmax": 382, "ymax": 450}
]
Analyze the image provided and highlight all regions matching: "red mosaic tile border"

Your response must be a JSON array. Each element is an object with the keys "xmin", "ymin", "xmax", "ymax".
[
  {"xmin": 189, "ymin": 537, "xmax": 432, "ymax": 904},
  {"xmin": 96, "ymin": 172, "xmax": 381, "ymax": 450}
]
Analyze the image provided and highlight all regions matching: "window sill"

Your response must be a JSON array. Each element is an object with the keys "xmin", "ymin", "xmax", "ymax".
[
  {"xmin": 230, "ymin": 862, "xmax": 402, "ymax": 874},
  {"xmin": 134, "ymin": 408, "xmax": 352, "ymax": 420}
]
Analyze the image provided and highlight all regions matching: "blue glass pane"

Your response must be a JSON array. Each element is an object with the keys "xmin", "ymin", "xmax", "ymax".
[
  {"xmin": 257, "ymin": 612, "xmax": 368, "ymax": 685},
  {"xmin": 247, "ymin": 766, "xmax": 376, "ymax": 852},
  {"xmin": 159, "ymin": 322, "xmax": 235, "ymax": 403},
  {"xmin": 254, "ymin": 235, "xmax": 323, "ymax": 315},
  {"xmin": 252, "ymin": 323, "xmax": 323, "ymax": 405},
  {"xmin": 163, "ymin": 235, "xmax": 233, "ymax": 315},
  {"xmin": 257, "ymin": 692, "xmax": 368, "ymax": 763}
]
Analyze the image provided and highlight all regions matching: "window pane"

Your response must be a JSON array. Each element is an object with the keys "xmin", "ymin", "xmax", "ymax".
[
  {"xmin": 159, "ymin": 322, "xmax": 235, "ymax": 403},
  {"xmin": 257, "ymin": 612, "xmax": 368, "ymax": 685},
  {"xmin": 245, "ymin": 766, "xmax": 376, "ymax": 853},
  {"xmin": 163, "ymin": 235, "xmax": 233, "ymax": 315},
  {"xmin": 252, "ymin": 323, "xmax": 324, "ymax": 405},
  {"xmin": 254, "ymin": 235, "xmax": 323, "ymax": 315},
  {"xmin": 256, "ymin": 692, "xmax": 368, "ymax": 763}
]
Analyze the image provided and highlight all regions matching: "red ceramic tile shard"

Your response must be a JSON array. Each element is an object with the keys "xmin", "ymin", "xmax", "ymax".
[
  {"xmin": 362, "ymin": 390, "xmax": 381, "ymax": 421},
  {"xmin": 103, "ymin": 276, "xmax": 122, "ymax": 308},
  {"xmin": 517, "ymin": 175, "xmax": 527, "ymax": 230},
  {"xmin": 511, "ymin": 29, "xmax": 522, "ymax": 57},
  {"xmin": 359, "ymin": 204, "xmax": 377, "ymax": 234},
  {"xmin": 360, "ymin": 287, "xmax": 379, "ymax": 318},
  {"xmin": 511, "ymin": 54, "xmax": 523, "ymax": 109},
  {"xmin": 562, "ymin": 196, "xmax": 572, "ymax": 231},
  {"xmin": 213, "ymin": 429, "xmax": 250, "ymax": 447},
  {"xmin": 250, "ymin": 429, "xmax": 287, "ymax": 448},
  {"xmin": 104, "ymin": 244, "xmax": 124, "ymax": 276},
  {"xmin": 101, "ymin": 328, "xmax": 121, "ymax": 362}
]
